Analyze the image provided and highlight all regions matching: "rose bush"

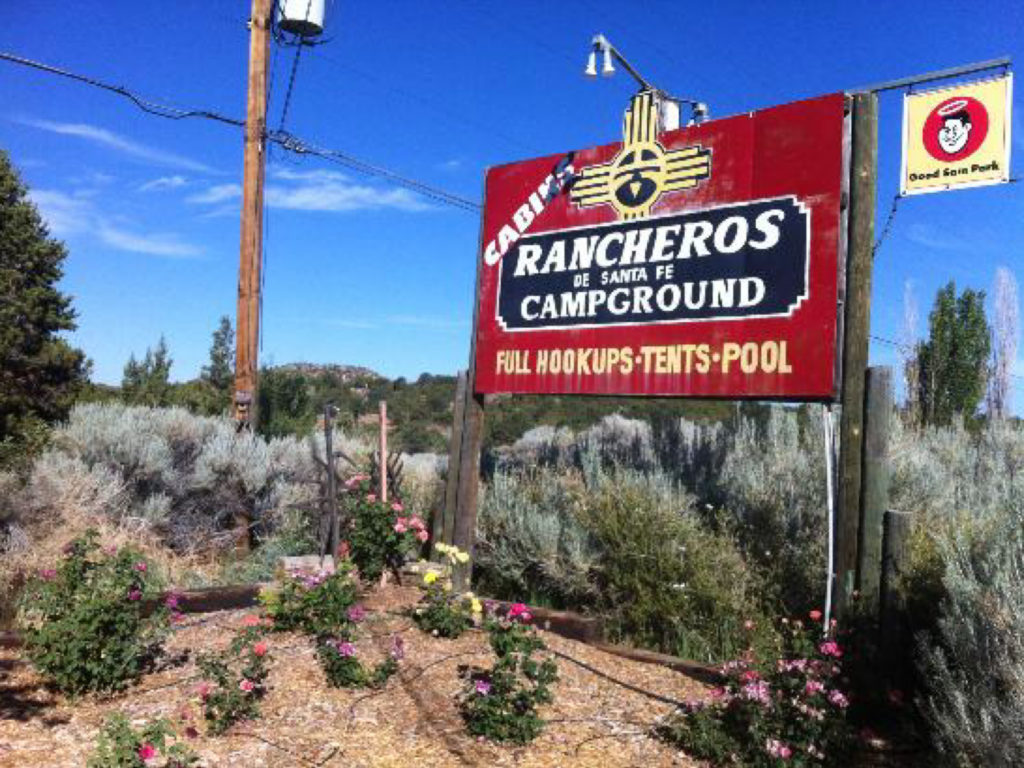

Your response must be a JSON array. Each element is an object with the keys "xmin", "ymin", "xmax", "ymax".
[
  {"xmin": 316, "ymin": 633, "xmax": 404, "ymax": 689},
  {"xmin": 459, "ymin": 602, "xmax": 558, "ymax": 744},
  {"xmin": 258, "ymin": 561, "xmax": 358, "ymax": 636},
  {"xmin": 657, "ymin": 612, "xmax": 853, "ymax": 765},
  {"xmin": 17, "ymin": 529, "xmax": 173, "ymax": 695},
  {"xmin": 86, "ymin": 713, "xmax": 197, "ymax": 768},
  {"xmin": 344, "ymin": 477, "xmax": 427, "ymax": 582},
  {"xmin": 194, "ymin": 615, "xmax": 273, "ymax": 735},
  {"xmin": 412, "ymin": 544, "xmax": 480, "ymax": 639}
]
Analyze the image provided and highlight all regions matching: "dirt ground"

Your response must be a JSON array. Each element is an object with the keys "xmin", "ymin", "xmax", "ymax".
[{"xmin": 0, "ymin": 585, "xmax": 708, "ymax": 767}]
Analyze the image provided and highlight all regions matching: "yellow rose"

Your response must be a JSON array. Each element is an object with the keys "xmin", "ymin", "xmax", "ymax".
[
  {"xmin": 471, "ymin": 599, "xmax": 483, "ymax": 614},
  {"xmin": 456, "ymin": 551, "xmax": 470, "ymax": 564},
  {"xmin": 423, "ymin": 571, "xmax": 439, "ymax": 585}
]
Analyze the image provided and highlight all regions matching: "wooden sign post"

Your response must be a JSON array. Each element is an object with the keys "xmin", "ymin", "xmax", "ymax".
[{"xmin": 834, "ymin": 91, "xmax": 878, "ymax": 616}]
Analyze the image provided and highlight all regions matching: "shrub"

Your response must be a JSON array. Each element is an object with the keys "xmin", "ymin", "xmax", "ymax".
[
  {"xmin": 459, "ymin": 603, "xmax": 558, "ymax": 744},
  {"xmin": 576, "ymin": 469, "xmax": 770, "ymax": 662},
  {"xmin": 657, "ymin": 613, "xmax": 853, "ymax": 766},
  {"xmin": 413, "ymin": 544, "xmax": 481, "ymax": 639},
  {"xmin": 195, "ymin": 615, "xmax": 273, "ymax": 735},
  {"xmin": 17, "ymin": 530, "xmax": 170, "ymax": 695},
  {"xmin": 24, "ymin": 402, "xmax": 321, "ymax": 554},
  {"xmin": 316, "ymin": 634, "xmax": 404, "ymax": 689},
  {"xmin": 344, "ymin": 477, "xmax": 426, "ymax": 582},
  {"xmin": 915, "ymin": 499, "xmax": 1024, "ymax": 767},
  {"xmin": 258, "ymin": 563, "xmax": 358, "ymax": 636},
  {"xmin": 86, "ymin": 713, "xmax": 198, "ymax": 768},
  {"xmin": 476, "ymin": 466, "xmax": 599, "ymax": 608}
]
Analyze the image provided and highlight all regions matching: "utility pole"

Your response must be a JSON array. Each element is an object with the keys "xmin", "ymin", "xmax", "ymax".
[{"xmin": 233, "ymin": 0, "xmax": 272, "ymax": 428}]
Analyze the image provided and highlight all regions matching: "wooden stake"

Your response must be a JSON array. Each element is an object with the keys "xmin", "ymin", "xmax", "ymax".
[
  {"xmin": 323, "ymin": 404, "xmax": 339, "ymax": 563},
  {"xmin": 232, "ymin": 0, "xmax": 271, "ymax": 428},
  {"xmin": 379, "ymin": 400, "xmax": 388, "ymax": 503},
  {"xmin": 881, "ymin": 508, "xmax": 912, "ymax": 677},
  {"xmin": 452, "ymin": 381, "xmax": 484, "ymax": 591},
  {"xmin": 436, "ymin": 370, "xmax": 467, "ymax": 555},
  {"xmin": 835, "ymin": 91, "xmax": 878, "ymax": 616},
  {"xmin": 858, "ymin": 366, "xmax": 892, "ymax": 611}
]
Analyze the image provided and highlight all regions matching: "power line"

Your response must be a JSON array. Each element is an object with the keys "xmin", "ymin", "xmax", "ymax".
[
  {"xmin": 274, "ymin": 0, "xmax": 315, "ymax": 133},
  {"xmin": 0, "ymin": 52, "xmax": 245, "ymax": 128},
  {"xmin": 268, "ymin": 129, "xmax": 481, "ymax": 211},
  {"xmin": 0, "ymin": 50, "xmax": 480, "ymax": 213}
]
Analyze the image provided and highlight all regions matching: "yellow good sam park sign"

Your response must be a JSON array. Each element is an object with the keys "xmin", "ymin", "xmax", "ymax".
[{"xmin": 901, "ymin": 73, "xmax": 1013, "ymax": 195}]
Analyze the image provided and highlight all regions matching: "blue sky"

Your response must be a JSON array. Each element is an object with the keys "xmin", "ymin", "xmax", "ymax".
[{"xmin": 2, "ymin": 1, "xmax": 1022, "ymax": 406}]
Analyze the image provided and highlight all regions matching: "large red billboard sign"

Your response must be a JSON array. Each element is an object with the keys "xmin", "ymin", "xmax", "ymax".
[{"xmin": 473, "ymin": 92, "xmax": 848, "ymax": 399}]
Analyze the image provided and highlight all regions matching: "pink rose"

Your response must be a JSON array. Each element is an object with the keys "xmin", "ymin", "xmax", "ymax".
[
  {"xmin": 127, "ymin": 589, "xmax": 142, "ymax": 601},
  {"xmin": 409, "ymin": 515, "xmax": 425, "ymax": 530},
  {"xmin": 347, "ymin": 605, "xmax": 367, "ymax": 623},
  {"xmin": 766, "ymin": 739, "xmax": 792, "ymax": 759},
  {"xmin": 366, "ymin": 493, "xmax": 377, "ymax": 503},
  {"xmin": 828, "ymin": 689, "xmax": 849, "ymax": 708},
  {"xmin": 239, "ymin": 679, "xmax": 255, "ymax": 693},
  {"xmin": 391, "ymin": 502, "xmax": 404, "ymax": 512},
  {"xmin": 253, "ymin": 641, "xmax": 268, "ymax": 657},
  {"xmin": 805, "ymin": 680, "xmax": 825, "ymax": 695},
  {"xmin": 137, "ymin": 743, "xmax": 157, "ymax": 761},
  {"xmin": 415, "ymin": 530, "xmax": 429, "ymax": 542},
  {"xmin": 242, "ymin": 614, "xmax": 261, "ymax": 627},
  {"xmin": 393, "ymin": 522, "xmax": 407, "ymax": 534},
  {"xmin": 809, "ymin": 609, "xmax": 823, "ymax": 621},
  {"xmin": 134, "ymin": 561, "xmax": 148, "ymax": 572},
  {"xmin": 819, "ymin": 640, "xmax": 843, "ymax": 658},
  {"xmin": 336, "ymin": 641, "xmax": 356, "ymax": 657}
]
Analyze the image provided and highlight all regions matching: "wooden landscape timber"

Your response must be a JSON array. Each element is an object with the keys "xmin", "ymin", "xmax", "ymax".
[{"xmin": 0, "ymin": 581, "xmax": 719, "ymax": 683}]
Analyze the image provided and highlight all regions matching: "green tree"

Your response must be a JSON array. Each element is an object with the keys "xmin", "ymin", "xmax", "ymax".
[
  {"xmin": 0, "ymin": 150, "xmax": 87, "ymax": 464},
  {"xmin": 916, "ymin": 281, "xmax": 991, "ymax": 425},
  {"xmin": 257, "ymin": 367, "xmax": 315, "ymax": 437},
  {"xmin": 201, "ymin": 315, "xmax": 234, "ymax": 392},
  {"xmin": 121, "ymin": 336, "xmax": 173, "ymax": 407}
]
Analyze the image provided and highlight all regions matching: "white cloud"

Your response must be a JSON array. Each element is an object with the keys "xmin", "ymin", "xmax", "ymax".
[
  {"xmin": 28, "ymin": 189, "xmax": 92, "ymax": 236},
  {"xmin": 96, "ymin": 223, "xmax": 201, "ymax": 258},
  {"xmin": 20, "ymin": 118, "xmax": 215, "ymax": 173},
  {"xmin": 265, "ymin": 181, "xmax": 428, "ymax": 212},
  {"xmin": 186, "ymin": 183, "xmax": 242, "ymax": 204},
  {"xmin": 140, "ymin": 175, "xmax": 188, "ymax": 192},
  {"xmin": 27, "ymin": 188, "xmax": 201, "ymax": 257},
  {"xmin": 186, "ymin": 172, "xmax": 431, "ymax": 213},
  {"xmin": 269, "ymin": 167, "xmax": 348, "ymax": 183},
  {"xmin": 905, "ymin": 223, "xmax": 967, "ymax": 252},
  {"xmin": 387, "ymin": 315, "xmax": 466, "ymax": 330}
]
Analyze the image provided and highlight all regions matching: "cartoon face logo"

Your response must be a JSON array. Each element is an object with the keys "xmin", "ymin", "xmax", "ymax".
[
  {"xmin": 922, "ymin": 96, "xmax": 989, "ymax": 162},
  {"xmin": 937, "ymin": 105, "xmax": 972, "ymax": 154},
  {"xmin": 571, "ymin": 91, "xmax": 710, "ymax": 220}
]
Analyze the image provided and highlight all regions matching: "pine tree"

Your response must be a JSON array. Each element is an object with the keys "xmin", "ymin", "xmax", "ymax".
[
  {"xmin": 0, "ymin": 150, "xmax": 87, "ymax": 459},
  {"xmin": 916, "ymin": 281, "xmax": 991, "ymax": 425},
  {"xmin": 121, "ymin": 336, "xmax": 173, "ymax": 406},
  {"xmin": 201, "ymin": 315, "xmax": 234, "ymax": 392}
]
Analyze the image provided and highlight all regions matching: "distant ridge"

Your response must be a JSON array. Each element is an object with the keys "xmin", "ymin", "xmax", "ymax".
[{"xmin": 272, "ymin": 363, "xmax": 382, "ymax": 382}]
